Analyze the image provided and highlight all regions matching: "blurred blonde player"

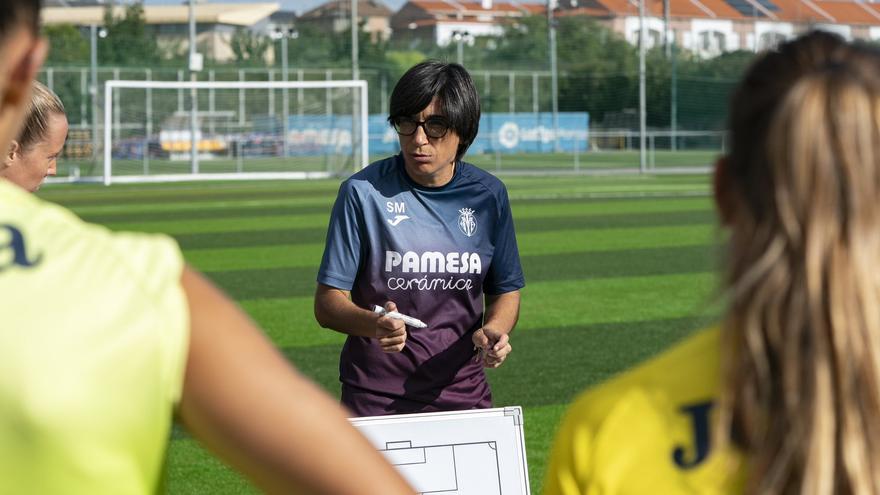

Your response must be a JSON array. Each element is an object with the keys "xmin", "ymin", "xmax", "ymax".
[
  {"xmin": 0, "ymin": 1, "xmax": 414, "ymax": 494},
  {"xmin": 544, "ymin": 31, "xmax": 880, "ymax": 495},
  {"xmin": 0, "ymin": 81, "xmax": 66, "ymax": 191}
]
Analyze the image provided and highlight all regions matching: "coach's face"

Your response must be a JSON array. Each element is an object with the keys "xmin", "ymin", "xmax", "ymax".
[{"xmin": 398, "ymin": 97, "xmax": 460, "ymax": 188}]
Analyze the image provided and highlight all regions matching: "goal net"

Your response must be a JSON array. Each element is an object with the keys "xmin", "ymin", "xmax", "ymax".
[{"xmin": 100, "ymin": 79, "xmax": 368, "ymax": 185}]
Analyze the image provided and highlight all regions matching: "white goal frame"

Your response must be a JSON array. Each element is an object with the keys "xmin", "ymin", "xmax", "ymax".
[{"xmin": 102, "ymin": 79, "xmax": 369, "ymax": 185}]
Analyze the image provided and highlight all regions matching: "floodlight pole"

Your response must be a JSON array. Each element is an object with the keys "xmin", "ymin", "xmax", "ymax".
[
  {"xmin": 352, "ymin": 0, "xmax": 359, "ymax": 80},
  {"xmin": 671, "ymin": 40, "xmax": 678, "ymax": 150},
  {"xmin": 452, "ymin": 30, "xmax": 470, "ymax": 66},
  {"xmin": 282, "ymin": 33, "xmax": 289, "ymax": 158},
  {"xmin": 663, "ymin": 0, "xmax": 671, "ymax": 58},
  {"xmin": 547, "ymin": 0, "xmax": 560, "ymax": 153},
  {"xmin": 277, "ymin": 27, "xmax": 297, "ymax": 159},
  {"xmin": 638, "ymin": 0, "xmax": 647, "ymax": 173},
  {"xmin": 351, "ymin": 0, "xmax": 361, "ymax": 171},
  {"xmin": 90, "ymin": 24, "xmax": 99, "ymax": 168},
  {"xmin": 189, "ymin": 0, "xmax": 199, "ymax": 174}
]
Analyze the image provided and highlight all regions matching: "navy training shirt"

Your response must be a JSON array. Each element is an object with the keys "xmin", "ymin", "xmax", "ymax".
[{"xmin": 317, "ymin": 154, "xmax": 525, "ymax": 415}]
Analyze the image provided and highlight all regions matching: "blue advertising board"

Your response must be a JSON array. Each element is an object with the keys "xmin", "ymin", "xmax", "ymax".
[{"xmin": 370, "ymin": 112, "xmax": 589, "ymax": 157}]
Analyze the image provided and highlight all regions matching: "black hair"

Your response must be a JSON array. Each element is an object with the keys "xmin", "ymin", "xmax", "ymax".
[
  {"xmin": 388, "ymin": 60, "xmax": 480, "ymax": 161},
  {"xmin": 0, "ymin": 0, "xmax": 40, "ymax": 39}
]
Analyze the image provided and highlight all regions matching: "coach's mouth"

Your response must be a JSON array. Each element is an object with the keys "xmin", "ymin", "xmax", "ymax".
[{"xmin": 409, "ymin": 153, "xmax": 433, "ymax": 163}]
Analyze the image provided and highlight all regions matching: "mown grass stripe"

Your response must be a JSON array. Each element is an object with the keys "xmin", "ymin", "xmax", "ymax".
[
  {"xmin": 201, "ymin": 245, "xmax": 717, "ymax": 300},
  {"xmin": 80, "ymin": 195, "xmax": 711, "ymax": 228},
  {"xmin": 39, "ymin": 181, "xmax": 342, "ymax": 206},
  {"xmin": 487, "ymin": 316, "xmax": 716, "ymax": 408},
  {"xmin": 520, "ymin": 404, "xmax": 569, "ymax": 494},
  {"xmin": 180, "ymin": 224, "xmax": 715, "ymax": 273},
  {"xmin": 168, "ymin": 211, "xmax": 715, "ymax": 251},
  {"xmin": 238, "ymin": 296, "xmax": 343, "ymax": 348},
  {"xmin": 523, "ymin": 244, "xmax": 719, "ymax": 283},
  {"xmin": 516, "ymin": 272, "xmax": 719, "ymax": 331},
  {"xmin": 503, "ymin": 172, "xmax": 710, "ymax": 185},
  {"xmin": 183, "ymin": 243, "xmax": 325, "ymax": 272},
  {"xmin": 174, "ymin": 226, "xmax": 328, "ymax": 250},
  {"xmin": 77, "ymin": 203, "xmax": 334, "ymax": 225},
  {"xmin": 234, "ymin": 272, "xmax": 718, "ymax": 352},
  {"xmin": 519, "ymin": 224, "xmax": 715, "ymax": 255},
  {"xmin": 104, "ymin": 212, "xmax": 332, "ymax": 235},
  {"xmin": 516, "ymin": 209, "xmax": 715, "ymax": 232},
  {"xmin": 513, "ymin": 196, "xmax": 712, "ymax": 217},
  {"xmin": 246, "ymin": 315, "xmax": 716, "ymax": 411}
]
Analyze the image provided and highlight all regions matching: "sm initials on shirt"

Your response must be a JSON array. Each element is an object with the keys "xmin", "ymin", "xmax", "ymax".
[
  {"xmin": 0, "ymin": 224, "xmax": 42, "ymax": 272},
  {"xmin": 386, "ymin": 202, "xmax": 406, "ymax": 214}
]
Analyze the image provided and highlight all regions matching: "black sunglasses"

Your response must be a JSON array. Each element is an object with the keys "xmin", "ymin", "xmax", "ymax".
[{"xmin": 392, "ymin": 116, "xmax": 451, "ymax": 139}]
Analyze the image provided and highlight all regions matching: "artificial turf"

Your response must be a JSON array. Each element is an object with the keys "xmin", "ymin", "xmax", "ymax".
[{"xmin": 38, "ymin": 171, "xmax": 720, "ymax": 494}]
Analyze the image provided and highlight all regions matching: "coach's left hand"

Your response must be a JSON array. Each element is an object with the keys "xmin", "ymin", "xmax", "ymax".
[{"xmin": 472, "ymin": 327, "xmax": 511, "ymax": 368}]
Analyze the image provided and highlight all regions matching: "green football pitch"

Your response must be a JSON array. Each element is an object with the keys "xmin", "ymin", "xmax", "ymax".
[
  {"xmin": 60, "ymin": 149, "xmax": 718, "ymax": 178},
  {"xmin": 37, "ymin": 172, "xmax": 721, "ymax": 494}
]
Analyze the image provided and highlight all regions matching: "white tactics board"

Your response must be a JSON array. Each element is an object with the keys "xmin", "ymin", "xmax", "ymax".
[{"xmin": 349, "ymin": 407, "xmax": 530, "ymax": 495}]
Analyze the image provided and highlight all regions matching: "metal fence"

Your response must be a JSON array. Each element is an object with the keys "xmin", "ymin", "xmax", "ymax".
[{"xmin": 41, "ymin": 64, "xmax": 729, "ymax": 181}]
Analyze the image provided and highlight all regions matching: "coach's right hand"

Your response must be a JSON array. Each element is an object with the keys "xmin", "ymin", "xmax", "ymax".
[{"xmin": 375, "ymin": 301, "xmax": 407, "ymax": 353}]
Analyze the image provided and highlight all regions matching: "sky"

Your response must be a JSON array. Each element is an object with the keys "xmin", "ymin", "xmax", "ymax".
[{"xmin": 138, "ymin": 0, "xmax": 544, "ymax": 15}]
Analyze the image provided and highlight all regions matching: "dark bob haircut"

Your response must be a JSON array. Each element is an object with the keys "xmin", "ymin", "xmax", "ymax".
[
  {"xmin": 0, "ymin": 0, "xmax": 40, "ymax": 38},
  {"xmin": 388, "ymin": 60, "xmax": 480, "ymax": 161}
]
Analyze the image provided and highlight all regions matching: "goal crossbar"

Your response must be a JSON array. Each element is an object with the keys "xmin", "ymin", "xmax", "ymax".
[{"xmin": 102, "ymin": 79, "xmax": 369, "ymax": 185}]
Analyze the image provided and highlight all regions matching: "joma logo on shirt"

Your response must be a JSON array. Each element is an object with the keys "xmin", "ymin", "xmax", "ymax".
[
  {"xmin": 384, "ymin": 250, "xmax": 482, "ymax": 274},
  {"xmin": 0, "ymin": 224, "xmax": 42, "ymax": 272}
]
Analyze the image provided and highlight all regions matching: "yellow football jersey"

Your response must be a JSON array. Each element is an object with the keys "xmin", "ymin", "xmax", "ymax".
[
  {"xmin": 543, "ymin": 328, "xmax": 745, "ymax": 495},
  {"xmin": 0, "ymin": 180, "xmax": 189, "ymax": 493}
]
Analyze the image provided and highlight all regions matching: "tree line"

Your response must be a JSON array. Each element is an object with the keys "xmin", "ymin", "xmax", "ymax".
[{"xmin": 44, "ymin": 4, "xmax": 758, "ymax": 130}]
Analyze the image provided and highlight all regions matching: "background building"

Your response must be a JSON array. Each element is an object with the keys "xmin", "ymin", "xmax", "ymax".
[{"xmin": 299, "ymin": 0, "xmax": 394, "ymax": 42}]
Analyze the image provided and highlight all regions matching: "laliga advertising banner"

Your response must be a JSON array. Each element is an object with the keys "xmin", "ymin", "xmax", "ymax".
[
  {"xmin": 269, "ymin": 112, "xmax": 589, "ymax": 156},
  {"xmin": 370, "ymin": 112, "xmax": 589, "ymax": 156}
]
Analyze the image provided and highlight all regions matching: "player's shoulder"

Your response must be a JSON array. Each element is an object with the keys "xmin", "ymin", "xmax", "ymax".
[
  {"xmin": 337, "ymin": 155, "xmax": 401, "ymax": 198},
  {"xmin": 570, "ymin": 327, "xmax": 721, "ymax": 425},
  {"xmin": 1, "ymin": 180, "xmax": 110, "ymax": 254},
  {"xmin": 348, "ymin": 155, "xmax": 400, "ymax": 185},
  {"xmin": 456, "ymin": 160, "xmax": 509, "ymax": 198},
  {"xmin": 0, "ymin": 180, "xmax": 182, "ymax": 296}
]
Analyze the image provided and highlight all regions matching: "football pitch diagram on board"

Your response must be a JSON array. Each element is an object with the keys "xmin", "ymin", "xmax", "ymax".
[
  {"xmin": 380, "ymin": 440, "xmax": 501, "ymax": 494},
  {"xmin": 350, "ymin": 407, "xmax": 529, "ymax": 495}
]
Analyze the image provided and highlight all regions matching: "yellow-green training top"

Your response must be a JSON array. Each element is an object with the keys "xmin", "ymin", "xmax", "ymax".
[
  {"xmin": 0, "ymin": 179, "xmax": 189, "ymax": 494},
  {"xmin": 543, "ymin": 327, "xmax": 745, "ymax": 495}
]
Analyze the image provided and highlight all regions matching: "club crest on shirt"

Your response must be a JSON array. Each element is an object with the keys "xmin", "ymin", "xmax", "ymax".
[{"xmin": 458, "ymin": 208, "xmax": 477, "ymax": 237}]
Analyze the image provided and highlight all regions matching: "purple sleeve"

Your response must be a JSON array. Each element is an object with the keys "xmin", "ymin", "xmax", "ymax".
[
  {"xmin": 484, "ymin": 186, "xmax": 525, "ymax": 295},
  {"xmin": 317, "ymin": 180, "xmax": 364, "ymax": 291}
]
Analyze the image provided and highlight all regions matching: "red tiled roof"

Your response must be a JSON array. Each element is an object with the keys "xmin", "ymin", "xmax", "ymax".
[
  {"xmin": 695, "ymin": 0, "xmax": 755, "ymax": 18},
  {"xmin": 457, "ymin": 1, "xmax": 525, "ymax": 13},
  {"xmin": 769, "ymin": 0, "xmax": 835, "ymax": 23},
  {"xmin": 812, "ymin": 0, "xmax": 880, "ymax": 23},
  {"xmin": 556, "ymin": 5, "xmax": 613, "ymax": 16},
  {"xmin": 408, "ymin": 0, "xmax": 880, "ymax": 25},
  {"xmin": 578, "ymin": 0, "xmax": 880, "ymax": 24},
  {"xmin": 408, "ymin": 0, "xmax": 536, "ymax": 16},
  {"xmin": 302, "ymin": 0, "xmax": 392, "ymax": 18},
  {"xmin": 592, "ymin": 0, "xmax": 754, "ymax": 19},
  {"xmin": 516, "ymin": 3, "xmax": 547, "ymax": 14}
]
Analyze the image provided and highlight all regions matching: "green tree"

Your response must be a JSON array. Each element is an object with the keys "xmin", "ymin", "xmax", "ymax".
[
  {"xmin": 278, "ymin": 21, "xmax": 387, "ymax": 73},
  {"xmin": 230, "ymin": 27, "xmax": 271, "ymax": 66},
  {"xmin": 44, "ymin": 24, "xmax": 89, "ymax": 65},
  {"xmin": 383, "ymin": 50, "xmax": 427, "ymax": 77},
  {"xmin": 98, "ymin": 4, "xmax": 161, "ymax": 66}
]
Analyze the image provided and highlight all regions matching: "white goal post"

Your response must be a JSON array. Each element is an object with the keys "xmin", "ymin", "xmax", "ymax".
[{"xmin": 101, "ymin": 79, "xmax": 368, "ymax": 185}]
